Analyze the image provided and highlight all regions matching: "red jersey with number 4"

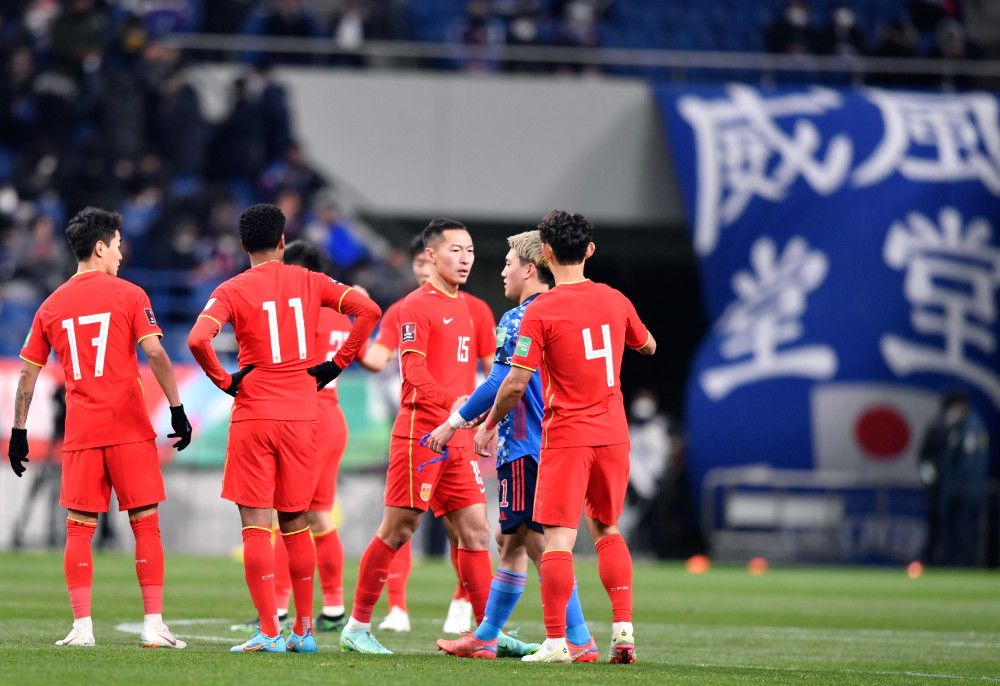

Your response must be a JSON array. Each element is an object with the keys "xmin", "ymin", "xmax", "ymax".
[
  {"xmin": 510, "ymin": 280, "xmax": 649, "ymax": 448},
  {"xmin": 392, "ymin": 282, "xmax": 495, "ymax": 445},
  {"xmin": 199, "ymin": 261, "xmax": 358, "ymax": 422},
  {"xmin": 20, "ymin": 271, "xmax": 161, "ymax": 450}
]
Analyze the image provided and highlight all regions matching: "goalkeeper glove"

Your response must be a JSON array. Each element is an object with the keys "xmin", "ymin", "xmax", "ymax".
[
  {"xmin": 8, "ymin": 428, "xmax": 28, "ymax": 477},
  {"xmin": 224, "ymin": 364, "xmax": 255, "ymax": 397},
  {"xmin": 168, "ymin": 405, "xmax": 192, "ymax": 451},
  {"xmin": 307, "ymin": 360, "xmax": 344, "ymax": 390}
]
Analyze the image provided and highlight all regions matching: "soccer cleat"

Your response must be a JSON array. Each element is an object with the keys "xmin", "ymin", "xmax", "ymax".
[
  {"xmin": 315, "ymin": 613, "xmax": 347, "ymax": 633},
  {"xmin": 521, "ymin": 638, "xmax": 571, "ymax": 663},
  {"xmin": 496, "ymin": 629, "xmax": 541, "ymax": 658},
  {"xmin": 230, "ymin": 613, "xmax": 291, "ymax": 634},
  {"xmin": 229, "ymin": 630, "xmax": 286, "ymax": 653},
  {"xmin": 377, "ymin": 605, "xmax": 411, "ymax": 632},
  {"xmin": 55, "ymin": 621, "xmax": 95, "ymax": 647},
  {"xmin": 442, "ymin": 598, "xmax": 473, "ymax": 634},
  {"xmin": 435, "ymin": 633, "xmax": 497, "ymax": 659},
  {"xmin": 340, "ymin": 628, "xmax": 393, "ymax": 655},
  {"xmin": 286, "ymin": 628, "xmax": 317, "ymax": 653},
  {"xmin": 567, "ymin": 637, "xmax": 599, "ymax": 663},
  {"xmin": 140, "ymin": 624, "xmax": 187, "ymax": 649},
  {"xmin": 608, "ymin": 624, "xmax": 636, "ymax": 664}
]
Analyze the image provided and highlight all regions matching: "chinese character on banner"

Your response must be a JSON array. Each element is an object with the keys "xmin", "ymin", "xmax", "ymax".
[
  {"xmin": 881, "ymin": 207, "xmax": 1000, "ymax": 405},
  {"xmin": 854, "ymin": 90, "xmax": 1000, "ymax": 193},
  {"xmin": 701, "ymin": 236, "xmax": 838, "ymax": 400},
  {"xmin": 678, "ymin": 85, "xmax": 853, "ymax": 256}
]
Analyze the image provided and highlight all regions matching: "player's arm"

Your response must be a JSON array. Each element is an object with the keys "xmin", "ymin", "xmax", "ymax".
[
  {"xmin": 188, "ymin": 293, "xmax": 254, "ymax": 396},
  {"xmin": 139, "ymin": 335, "xmax": 192, "ymax": 450},
  {"xmin": 634, "ymin": 332, "xmax": 656, "ymax": 356},
  {"xmin": 400, "ymin": 351, "xmax": 459, "ymax": 410},
  {"xmin": 359, "ymin": 342, "xmax": 393, "ymax": 372},
  {"xmin": 473, "ymin": 365, "xmax": 532, "ymax": 457},
  {"xmin": 8, "ymin": 360, "xmax": 42, "ymax": 476},
  {"xmin": 308, "ymin": 285, "xmax": 382, "ymax": 389},
  {"xmin": 625, "ymin": 295, "xmax": 656, "ymax": 356},
  {"xmin": 426, "ymin": 360, "xmax": 509, "ymax": 453}
]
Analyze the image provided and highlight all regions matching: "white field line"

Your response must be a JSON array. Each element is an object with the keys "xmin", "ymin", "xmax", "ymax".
[{"xmin": 689, "ymin": 662, "xmax": 1000, "ymax": 683}]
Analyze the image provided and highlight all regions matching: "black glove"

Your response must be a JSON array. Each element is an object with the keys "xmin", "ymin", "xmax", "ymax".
[
  {"xmin": 8, "ymin": 428, "xmax": 28, "ymax": 477},
  {"xmin": 168, "ymin": 405, "xmax": 192, "ymax": 451},
  {"xmin": 224, "ymin": 364, "xmax": 254, "ymax": 397},
  {"xmin": 307, "ymin": 360, "xmax": 344, "ymax": 390}
]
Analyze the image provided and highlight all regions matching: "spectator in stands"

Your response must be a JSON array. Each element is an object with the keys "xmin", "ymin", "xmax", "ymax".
[
  {"xmin": 766, "ymin": 0, "xmax": 818, "ymax": 55},
  {"xmin": 259, "ymin": 142, "xmax": 326, "ymax": 202},
  {"xmin": 329, "ymin": 0, "xmax": 371, "ymax": 68},
  {"xmin": 250, "ymin": 63, "xmax": 293, "ymax": 165},
  {"xmin": 304, "ymin": 197, "xmax": 370, "ymax": 271},
  {"xmin": 49, "ymin": 0, "xmax": 108, "ymax": 72},
  {"xmin": 502, "ymin": 0, "xmax": 551, "ymax": 73},
  {"xmin": 0, "ymin": 46, "xmax": 36, "ymax": 154},
  {"xmin": 244, "ymin": 0, "xmax": 323, "ymax": 65},
  {"xmin": 819, "ymin": 3, "xmax": 867, "ymax": 56},
  {"xmin": 448, "ymin": 0, "xmax": 506, "ymax": 72},
  {"xmin": 962, "ymin": 0, "xmax": 1000, "ymax": 59},
  {"xmin": 207, "ymin": 76, "xmax": 266, "ymax": 185}
]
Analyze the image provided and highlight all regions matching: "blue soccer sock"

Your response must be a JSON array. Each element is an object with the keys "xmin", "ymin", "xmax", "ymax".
[
  {"xmin": 474, "ymin": 568, "xmax": 526, "ymax": 642},
  {"xmin": 565, "ymin": 581, "xmax": 591, "ymax": 645}
]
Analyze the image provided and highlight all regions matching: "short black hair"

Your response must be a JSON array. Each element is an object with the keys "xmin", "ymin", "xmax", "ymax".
[
  {"xmin": 239, "ymin": 203, "xmax": 285, "ymax": 253},
  {"xmin": 65, "ymin": 207, "xmax": 122, "ymax": 261},
  {"xmin": 408, "ymin": 233, "xmax": 425, "ymax": 259},
  {"xmin": 538, "ymin": 210, "xmax": 592, "ymax": 265},
  {"xmin": 421, "ymin": 218, "xmax": 468, "ymax": 248},
  {"xmin": 283, "ymin": 240, "xmax": 331, "ymax": 274}
]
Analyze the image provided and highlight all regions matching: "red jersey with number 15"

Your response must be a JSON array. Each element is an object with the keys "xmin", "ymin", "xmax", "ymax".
[
  {"xmin": 19, "ymin": 270, "xmax": 161, "ymax": 451},
  {"xmin": 510, "ymin": 280, "xmax": 649, "ymax": 449}
]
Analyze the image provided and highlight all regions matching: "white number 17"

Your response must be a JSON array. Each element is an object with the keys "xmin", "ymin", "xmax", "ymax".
[
  {"xmin": 62, "ymin": 312, "xmax": 111, "ymax": 380},
  {"xmin": 582, "ymin": 324, "xmax": 613, "ymax": 388}
]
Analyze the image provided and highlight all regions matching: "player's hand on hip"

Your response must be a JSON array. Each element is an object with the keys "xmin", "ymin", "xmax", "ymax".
[
  {"xmin": 168, "ymin": 405, "xmax": 193, "ymax": 451},
  {"xmin": 474, "ymin": 424, "xmax": 495, "ymax": 458},
  {"xmin": 8, "ymin": 428, "xmax": 29, "ymax": 477},
  {"xmin": 224, "ymin": 364, "xmax": 255, "ymax": 397},
  {"xmin": 427, "ymin": 423, "xmax": 456, "ymax": 453},
  {"xmin": 306, "ymin": 360, "xmax": 344, "ymax": 390}
]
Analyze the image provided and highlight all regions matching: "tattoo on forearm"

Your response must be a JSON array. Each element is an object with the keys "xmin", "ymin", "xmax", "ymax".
[{"xmin": 14, "ymin": 388, "xmax": 32, "ymax": 427}]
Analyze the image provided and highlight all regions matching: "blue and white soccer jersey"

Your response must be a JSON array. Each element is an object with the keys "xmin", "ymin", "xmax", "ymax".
[{"xmin": 494, "ymin": 294, "xmax": 545, "ymax": 534}]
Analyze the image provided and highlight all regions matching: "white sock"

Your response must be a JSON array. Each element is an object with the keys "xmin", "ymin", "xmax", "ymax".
[
  {"xmin": 143, "ymin": 613, "xmax": 163, "ymax": 630},
  {"xmin": 322, "ymin": 605, "xmax": 344, "ymax": 616},
  {"xmin": 277, "ymin": 608, "xmax": 288, "ymax": 617},
  {"xmin": 344, "ymin": 616, "xmax": 370, "ymax": 633},
  {"xmin": 612, "ymin": 621, "xmax": 634, "ymax": 639},
  {"xmin": 389, "ymin": 605, "xmax": 406, "ymax": 614},
  {"xmin": 541, "ymin": 637, "xmax": 567, "ymax": 651},
  {"xmin": 73, "ymin": 616, "xmax": 93, "ymax": 632}
]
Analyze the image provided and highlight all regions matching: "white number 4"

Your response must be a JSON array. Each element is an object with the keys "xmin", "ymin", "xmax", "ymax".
[
  {"xmin": 583, "ymin": 324, "xmax": 613, "ymax": 388},
  {"xmin": 62, "ymin": 312, "xmax": 111, "ymax": 380}
]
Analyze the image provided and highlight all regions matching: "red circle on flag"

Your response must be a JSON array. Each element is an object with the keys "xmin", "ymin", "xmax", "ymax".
[{"xmin": 854, "ymin": 406, "xmax": 910, "ymax": 460}]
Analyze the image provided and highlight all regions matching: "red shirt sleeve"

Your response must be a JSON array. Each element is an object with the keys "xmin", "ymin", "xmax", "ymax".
[
  {"xmin": 20, "ymin": 309, "xmax": 49, "ymax": 367},
  {"xmin": 401, "ymin": 346, "xmax": 457, "ymax": 410},
  {"xmin": 188, "ymin": 286, "xmax": 233, "ymax": 390},
  {"xmin": 398, "ymin": 300, "xmax": 428, "ymax": 357},
  {"xmin": 131, "ymin": 288, "xmax": 163, "ymax": 343},
  {"xmin": 329, "ymin": 285, "xmax": 381, "ymax": 369},
  {"xmin": 509, "ymin": 308, "xmax": 544, "ymax": 372},
  {"xmin": 373, "ymin": 302, "xmax": 399, "ymax": 352},
  {"xmin": 471, "ymin": 296, "xmax": 496, "ymax": 359},
  {"xmin": 622, "ymin": 294, "xmax": 650, "ymax": 349}
]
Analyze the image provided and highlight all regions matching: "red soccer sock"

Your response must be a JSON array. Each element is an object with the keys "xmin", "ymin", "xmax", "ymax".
[
  {"xmin": 352, "ymin": 537, "xmax": 397, "ymax": 624},
  {"xmin": 386, "ymin": 538, "xmax": 410, "ymax": 611},
  {"xmin": 314, "ymin": 528, "xmax": 344, "ymax": 608},
  {"xmin": 129, "ymin": 513, "xmax": 164, "ymax": 615},
  {"xmin": 595, "ymin": 533, "xmax": 633, "ymax": 623},
  {"xmin": 449, "ymin": 542, "xmax": 466, "ymax": 600},
  {"xmin": 242, "ymin": 526, "xmax": 279, "ymax": 636},
  {"xmin": 64, "ymin": 518, "xmax": 97, "ymax": 620},
  {"xmin": 540, "ymin": 550, "xmax": 575, "ymax": 638},
  {"xmin": 282, "ymin": 527, "xmax": 316, "ymax": 634},
  {"xmin": 272, "ymin": 527, "xmax": 292, "ymax": 613},
  {"xmin": 456, "ymin": 547, "xmax": 492, "ymax": 624}
]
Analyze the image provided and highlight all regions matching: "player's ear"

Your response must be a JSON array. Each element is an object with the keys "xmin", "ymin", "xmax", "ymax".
[
  {"xmin": 278, "ymin": 234, "xmax": 285, "ymax": 250},
  {"xmin": 584, "ymin": 242, "xmax": 596, "ymax": 259},
  {"xmin": 541, "ymin": 243, "xmax": 555, "ymax": 264}
]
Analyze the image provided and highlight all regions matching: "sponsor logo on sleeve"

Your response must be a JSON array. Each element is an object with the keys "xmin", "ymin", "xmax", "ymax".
[
  {"xmin": 203, "ymin": 298, "xmax": 216, "ymax": 311},
  {"xmin": 144, "ymin": 308, "xmax": 158, "ymax": 327},
  {"xmin": 496, "ymin": 327, "xmax": 507, "ymax": 347},
  {"xmin": 22, "ymin": 328, "xmax": 31, "ymax": 348},
  {"xmin": 402, "ymin": 322, "xmax": 416, "ymax": 343},
  {"xmin": 514, "ymin": 335, "xmax": 532, "ymax": 357}
]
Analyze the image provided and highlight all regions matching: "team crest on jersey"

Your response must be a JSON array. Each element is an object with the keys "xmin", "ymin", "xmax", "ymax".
[
  {"xmin": 144, "ymin": 308, "xmax": 157, "ymax": 326},
  {"xmin": 419, "ymin": 482, "xmax": 432, "ymax": 502},
  {"xmin": 402, "ymin": 322, "xmax": 416, "ymax": 343},
  {"xmin": 515, "ymin": 335, "xmax": 532, "ymax": 357}
]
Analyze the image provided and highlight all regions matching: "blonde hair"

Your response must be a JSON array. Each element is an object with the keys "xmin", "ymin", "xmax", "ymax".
[{"xmin": 507, "ymin": 229, "xmax": 553, "ymax": 286}]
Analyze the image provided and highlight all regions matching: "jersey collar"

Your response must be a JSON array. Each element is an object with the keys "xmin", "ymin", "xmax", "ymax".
[{"xmin": 426, "ymin": 279, "xmax": 459, "ymax": 299}]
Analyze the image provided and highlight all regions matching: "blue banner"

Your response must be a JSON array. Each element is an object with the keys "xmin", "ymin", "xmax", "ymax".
[{"xmin": 656, "ymin": 85, "xmax": 1000, "ymax": 505}]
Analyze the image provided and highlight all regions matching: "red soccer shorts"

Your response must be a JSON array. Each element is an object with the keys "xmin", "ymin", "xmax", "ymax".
[
  {"xmin": 222, "ymin": 419, "xmax": 317, "ymax": 512},
  {"xmin": 60, "ymin": 440, "xmax": 164, "ymax": 513},
  {"xmin": 384, "ymin": 436, "xmax": 486, "ymax": 516},
  {"xmin": 534, "ymin": 443, "xmax": 630, "ymax": 528},
  {"xmin": 311, "ymin": 399, "xmax": 348, "ymax": 510}
]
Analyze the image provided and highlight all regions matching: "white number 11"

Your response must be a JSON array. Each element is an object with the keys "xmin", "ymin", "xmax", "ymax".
[
  {"xmin": 262, "ymin": 298, "xmax": 307, "ymax": 363},
  {"xmin": 582, "ymin": 324, "xmax": 613, "ymax": 388}
]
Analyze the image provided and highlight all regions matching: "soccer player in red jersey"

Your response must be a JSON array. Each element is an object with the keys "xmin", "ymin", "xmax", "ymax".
[
  {"xmin": 187, "ymin": 205, "xmax": 380, "ymax": 653},
  {"xmin": 341, "ymin": 219, "xmax": 495, "ymax": 655},
  {"xmin": 360, "ymin": 234, "xmax": 486, "ymax": 635},
  {"xmin": 8, "ymin": 207, "xmax": 193, "ymax": 649},
  {"xmin": 474, "ymin": 210, "xmax": 656, "ymax": 664}
]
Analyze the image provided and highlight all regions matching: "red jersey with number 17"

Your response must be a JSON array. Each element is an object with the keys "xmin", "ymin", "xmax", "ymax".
[
  {"xmin": 199, "ymin": 261, "xmax": 359, "ymax": 423},
  {"xmin": 19, "ymin": 270, "xmax": 161, "ymax": 451},
  {"xmin": 510, "ymin": 280, "xmax": 649, "ymax": 449}
]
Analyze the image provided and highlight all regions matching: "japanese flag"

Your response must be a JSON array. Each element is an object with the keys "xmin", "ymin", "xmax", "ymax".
[{"xmin": 811, "ymin": 383, "xmax": 940, "ymax": 484}]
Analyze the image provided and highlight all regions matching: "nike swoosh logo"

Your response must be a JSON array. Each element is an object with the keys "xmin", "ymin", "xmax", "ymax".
[
  {"xmin": 443, "ymin": 318, "xmax": 454, "ymax": 324},
  {"xmin": 161, "ymin": 633, "xmax": 177, "ymax": 646}
]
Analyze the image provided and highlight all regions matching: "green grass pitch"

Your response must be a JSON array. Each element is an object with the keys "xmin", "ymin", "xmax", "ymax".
[{"xmin": 1, "ymin": 552, "xmax": 998, "ymax": 685}]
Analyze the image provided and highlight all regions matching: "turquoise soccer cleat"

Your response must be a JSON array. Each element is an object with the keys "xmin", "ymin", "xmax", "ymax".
[
  {"xmin": 230, "ymin": 630, "xmax": 287, "ymax": 653},
  {"xmin": 340, "ymin": 628, "xmax": 393, "ymax": 655},
  {"xmin": 497, "ymin": 629, "xmax": 541, "ymax": 658},
  {"xmin": 286, "ymin": 628, "xmax": 318, "ymax": 653}
]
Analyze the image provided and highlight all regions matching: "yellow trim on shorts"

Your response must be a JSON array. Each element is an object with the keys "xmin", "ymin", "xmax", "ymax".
[{"xmin": 67, "ymin": 517, "xmax": 98, "ymax": 527}]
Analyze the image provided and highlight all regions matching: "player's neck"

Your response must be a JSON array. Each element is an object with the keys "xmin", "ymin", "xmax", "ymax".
[
  {"xmin": 75, "ymin": 260, "xmax": 106, "ymax": 277},
  {"xmin": 550, "ymin": 262, "xmax": 587, "ymax": 286},
  {"xmin": 518, "ymin": 283, "xmax": 548, "ymax": 304},
  {"xmin": 428, "ymin": 274, "xmax": 459, "ymax": 297},
  {"xmin": 248, "ymin": 250, "xmax": 282, "ymax": 267}
]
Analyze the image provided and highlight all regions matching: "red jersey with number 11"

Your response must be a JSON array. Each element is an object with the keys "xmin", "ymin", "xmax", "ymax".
[{"xmin": 510, "ymin": 279, "xmax": 649, "ymax": 449}]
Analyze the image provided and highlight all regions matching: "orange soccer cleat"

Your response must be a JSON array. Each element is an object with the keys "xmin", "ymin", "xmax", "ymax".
[{"xmin": 436, "ymin": 633, "xmax": 498, "ymax": 659}]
